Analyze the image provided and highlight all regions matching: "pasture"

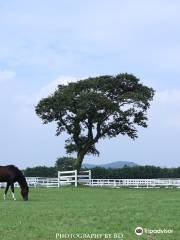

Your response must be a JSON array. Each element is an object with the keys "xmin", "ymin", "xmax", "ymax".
[{"xmin": 0, "ymin": 187, "xmax": 179, "ymax": 240}]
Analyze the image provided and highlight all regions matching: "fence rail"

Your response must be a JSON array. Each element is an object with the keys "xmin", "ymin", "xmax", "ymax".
[
  {"xmin": 58, "ymin": 170, "xmax": 91, "ymax": 187},
  {"xmin": 0, "ymin": 177, "xmax": 58, "ymax": 188},
  {"xmin": 87, "ymin": 178, "xmax": 180, "ymax": 188},
  {"xmin": 0, "ymin": 177, "xmax": 180, "ymax": 188}
]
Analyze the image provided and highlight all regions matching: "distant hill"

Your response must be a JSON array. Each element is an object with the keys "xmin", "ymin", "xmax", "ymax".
[{"xmin": 83, "ymin": 161, "xmax": 138, "ymax": 169}]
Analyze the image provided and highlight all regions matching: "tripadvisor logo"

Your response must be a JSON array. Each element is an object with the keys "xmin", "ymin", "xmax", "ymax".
[{"xmin": 135, "ymin": 227, "xmax": 143, "ymax": 236}]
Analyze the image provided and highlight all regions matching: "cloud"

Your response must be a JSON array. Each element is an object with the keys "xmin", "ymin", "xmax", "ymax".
[
  {"xmin": 153, "ymin": 89, "xmax": 180, "ymax": 128},
  {"xmin": 35, "ymin": 75, "xmax": 78, "ymax": 101},
  {"xmin": 156, "ymin": 89, "xmax": 180, "ymax": 105},
  {"xmin": 17, "ymin": 75, "xmax": 79, "ymax": 107},
  {"xmin": 0, "ymin": 69, "xmax": 15, "ymax": 82},
  {"xmin": 0, "ymin": 0, "xmax": 180, "ymax": 75}
]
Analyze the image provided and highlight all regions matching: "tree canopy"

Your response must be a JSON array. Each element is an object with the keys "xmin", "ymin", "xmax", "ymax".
[
  {"xmin": 55, "ymin": 156, "xmax": 76, "ymax": 171},
  {"xmin": 35, "ymin": 73, "xmax": 154, "ymax": 170},
  {"xmin": 23, "ymin": 163, "xmax": 180, "ymax": 179}
]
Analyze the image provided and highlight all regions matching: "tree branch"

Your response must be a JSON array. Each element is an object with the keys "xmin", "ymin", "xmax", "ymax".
[
  {"xmin": 73, "ymin": 119, "xmax": 81, "ymax": 147},
  {"xmin": 93, "ymin": 113, "xmax": 112, "ymax": 143},
  {"xmin": 59, "ymin": 116, "xmax": 72, "ymax": 134}
]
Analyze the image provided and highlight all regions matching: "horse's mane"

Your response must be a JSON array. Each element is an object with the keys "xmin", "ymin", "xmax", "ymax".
[{"xmin": 6, "ymin": 165, "xmax": 28, "ymax": 188}]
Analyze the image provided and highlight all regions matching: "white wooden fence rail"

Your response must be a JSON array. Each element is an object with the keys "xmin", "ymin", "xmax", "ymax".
[
  {"xmin": 0, "ymin": 177, "xmax": 58, "ymax": 188},
  {"xmin": 58, "ymin": 170, "xmax": 91, "ymax": 187},
  {"xmin": 87, "ymin": 179, "xmax": 180, "ymax": 188},
  {"xmin": 0, "ymin": 176, "xmax": 180, "ymax": 188}
]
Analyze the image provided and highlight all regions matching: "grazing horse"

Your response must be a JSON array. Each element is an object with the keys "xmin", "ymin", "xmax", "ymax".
[{"xmin": 0, "ymin": 165, "xmax": 29, "ymax": 201}]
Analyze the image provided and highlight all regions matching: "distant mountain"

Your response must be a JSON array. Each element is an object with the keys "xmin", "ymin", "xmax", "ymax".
[{"xmin": 83, "ymin": 161, "xmax": 138, "ymax": 169}]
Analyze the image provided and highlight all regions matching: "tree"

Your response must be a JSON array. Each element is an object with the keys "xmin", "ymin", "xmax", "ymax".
[
  {"xmin": 24, "ymin": 166, "xmax": 56, "ymax": 177},
  {"xmin": 55, "ymin": 156, "xmax": 76, "ymax": 171},
  {"xmin": 35, "ymin": 73, "xmax": 154, "ymax": 171}
]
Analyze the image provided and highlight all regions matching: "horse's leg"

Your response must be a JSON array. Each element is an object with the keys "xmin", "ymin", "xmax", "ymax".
[
  {"xmin": 4, "ymin": 182, "xmax": 10, "ymax": 200},
  {"xmin": 10, "ymin": 182, "xmax": 16, "ymax": 201}
]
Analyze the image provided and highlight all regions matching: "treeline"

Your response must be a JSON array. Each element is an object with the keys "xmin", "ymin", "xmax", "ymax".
[
  {"xmin": 23, "ymin": 157, "xmax": 75, "ymax": 177},
  {"xmin": 91, "ymin": 166, "xmax": 180, "ymax": 179},
  {"xmin": 24, "ymin": 166, "xmax": 57, "ymax": 177},
  {"xmin": 23, "ymin": 164, "xmax": 180, "ymax": 179}
]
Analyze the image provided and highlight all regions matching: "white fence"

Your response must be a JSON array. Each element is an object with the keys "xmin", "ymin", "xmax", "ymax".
[
  {"xmin": 0, "ymin": 177, "xmax": 58, "ymax": 188},
  {"xmin": 0, "ymin": 171, "xmax": 91, "ymax": 188},
  {"xmin": 0, "ymin": 173, "xmax": 180, "ymax": 188},
  {"xmin": 26, "ymin": 177, "xmax": 58, "ymax": 187},
  {"xmin": 58, "ymin": 170, "xmax": 91, "ymax": 187},
  {"xmin": 23, "ymin": 176, "xmax": 180, "ymax": 188},
  {"xmin": 88, "ymin": 178, "xmax": 180, "ymax": 188}
]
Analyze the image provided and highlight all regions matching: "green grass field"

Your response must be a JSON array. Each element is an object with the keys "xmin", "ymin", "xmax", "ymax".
[{"xmin": 0, "ymin": 187, "xmax": 179, "ymax": 240}]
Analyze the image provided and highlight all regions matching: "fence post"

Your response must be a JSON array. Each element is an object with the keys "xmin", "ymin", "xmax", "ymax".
[
  {"xmin": 58, "ymin": 171, "xmax": 60, "ymax": 187},
  {"xmin": 89, "ymin": 170, "xmax": 91, "ymax": 186},
  {"xmin": 35, "ymin": 177, "xmax": 37, "ymax": 188},
  {"xmin": 75, "ymin": 170, "xmax": 77, "ymax": 187},
  {"xmin": 114, "ymin": 180, "xmax": 116, "ymax": 187}
]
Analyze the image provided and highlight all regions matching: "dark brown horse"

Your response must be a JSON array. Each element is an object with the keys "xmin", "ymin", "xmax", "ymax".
[{"xmin": 0, "ymin": 165, "xmax": 29, "ymax": 201}]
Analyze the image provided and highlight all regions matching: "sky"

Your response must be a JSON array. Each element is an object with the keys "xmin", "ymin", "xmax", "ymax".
[{"xmin": 0, "ymin": 0, "xmax": 180, "ymax": 168}]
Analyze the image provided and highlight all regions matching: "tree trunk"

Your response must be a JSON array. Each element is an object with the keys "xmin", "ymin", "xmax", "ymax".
[{"xmin": 74, "ymin": 152, "xmax": 85, "ymax": 172}]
